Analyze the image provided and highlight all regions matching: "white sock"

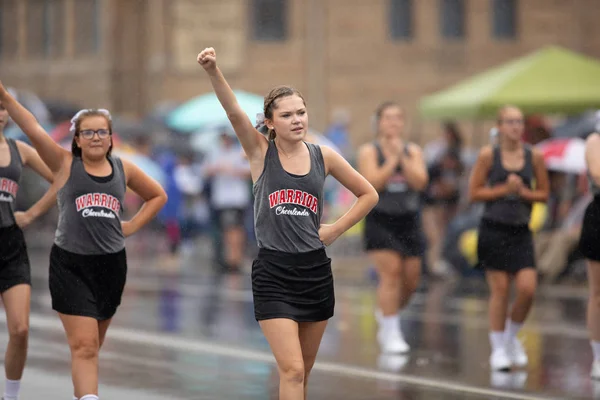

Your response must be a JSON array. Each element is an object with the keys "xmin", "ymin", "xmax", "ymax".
[
  {"xmin": 79, "ymin": 395, "xmax": 98, "ymax": 400},
  {"xmin": 489, "ymin": 331, "xmax": 505, "ymax": 351},
  {"xmin": 504, "ymin": 319, "xmax": 523, "ymax": 342},
  {"xmin": 73, "ymin": 396, "xmax": 79, "ymax": 400},
  {"xmin": 381, "ymin": 314, "xmax": 399, "ymax": 334},
  {"xmin": 591, "ymin": 341, "xmax": 600, "ymax": 361},
  {"xmin": 3, "ymin": 378, "xmax": 20, "ymax": 400}
]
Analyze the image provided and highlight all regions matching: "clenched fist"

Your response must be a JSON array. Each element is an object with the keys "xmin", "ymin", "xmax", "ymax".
[{"xmin": 197, "ymin": 47, "xmax": 217, "ymax": 72}]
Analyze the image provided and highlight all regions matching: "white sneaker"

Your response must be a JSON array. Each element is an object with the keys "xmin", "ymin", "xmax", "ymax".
[
  {"xmin": 591, "ymin": 360, "xmax": 600, "ymax": 379},
  {"xmin": 377, "ymin": 328, "xmax": 410, "ymax": 354},
  {"xmin": 511, "ymin": 371, "xmax": 528, "ymax": 388},
  {"xmin": 506, "ymin": 338, "xmax": 528, "ymax": 367},
  {"xmin": 490, "ymin": 347, "xmax": 511, "ymax": 371},
  {"xmin": 490, "ymin": 370, "xmax": 513, "ymax": 388},
  {"xmin": 490, "ymin": 370, "xmax": 528, "ymax": 389}
]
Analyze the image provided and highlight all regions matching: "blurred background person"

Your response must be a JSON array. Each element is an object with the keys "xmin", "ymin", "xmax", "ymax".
[
  {"xmin": 469, "ymin": 105, "xmax": 549, "ymax": 371},
  {"xmin": 422, "ymin": 122, "xmax": 464, "ymax": 278},
  {"xmin": 358, "ymin": 102, "xmax": 428, "ymax": 354},
  {"xmin": 202, "ymin": 129, "xmax": 252, "ymax": 274}
]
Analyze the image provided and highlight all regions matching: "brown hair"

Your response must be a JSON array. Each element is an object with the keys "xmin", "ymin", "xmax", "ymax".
[
  {"xmin": 263, "ymin": 85, "xmax": 306, "ymax": 141},
  {"xmin": 70, "ymin": 109, "xmax": 113, "ymax": 158},
  {"xmin": 373, "ymin": 101, "xmax": 403, "ymax": 133},
  {"xmin": 496, "ymin": 105, "xmax": 522, "ymax": 124}
]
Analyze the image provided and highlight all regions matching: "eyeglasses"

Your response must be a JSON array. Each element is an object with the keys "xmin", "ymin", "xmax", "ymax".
[
  {"xmin": 79, "ymin": 129, "xmax": 110, "ymax": 139},
  {"xmin": 501, "ymin": 119, "xmax": 524, "ymax": 126}
]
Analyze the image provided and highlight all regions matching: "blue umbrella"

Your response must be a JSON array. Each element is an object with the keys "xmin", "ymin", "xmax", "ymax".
[{"xmin": 166, "ymin": 90, "xmax": 264, "ymax": 133}]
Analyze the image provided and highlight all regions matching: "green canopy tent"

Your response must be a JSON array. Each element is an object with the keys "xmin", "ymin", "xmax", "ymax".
[{"xmin": 419, "ymin": 46, "xmax": 600, "ymax": 120}]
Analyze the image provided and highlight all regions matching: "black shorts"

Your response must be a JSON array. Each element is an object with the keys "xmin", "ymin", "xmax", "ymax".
[
  {"xmin": 0, "ymin": 224, "xmax": 31, "ymax": 293},
  {"xmin": 363, "ymin": 210, "xmax": 425, "ymax": 258},
  {"xmin": 49, "ymin": 245, "xmax": 127, "ymax": 321},
  {"xmin": 252, "ymin": 248, "xmax": 334, "ymax": 322},
  {"xmin": 215, "ymin": 208, "xmax": 245, "ymax": 229},
  {"xmin": 580, "ymin": 196, "xmax": 600, "ymax": 261},
  {"xmin": 477, "ymin": 219, "xmax": 535, "ymax": 273}
]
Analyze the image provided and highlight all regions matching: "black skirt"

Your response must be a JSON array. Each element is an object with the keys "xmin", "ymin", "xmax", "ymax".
[
  {"xmin": 251, "ymin": 248, "xmax": 334, "ymax": 322},
  {"xmin": 0, "ymin": 224, "xmax": 31, "ymax": 293},
  {"xmin": 49, "ymin": 244, "xmax": 127, "ymax": 321},
  {"xmin": 477, "ymin": 218, "xmax": 535, "ymax": 273},
  {"xmin": 580, "ymin": 196, "xmax": 600, "ymax": 261},
  {"xmin": 364, "ymin": 210, "xmax": 425, "ymax": 257}
]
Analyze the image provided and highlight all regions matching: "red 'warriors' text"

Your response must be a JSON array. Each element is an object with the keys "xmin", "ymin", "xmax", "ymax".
[
  {"xmin": 75, "ymin": 193, "xmax": 121, "ymax": 214},
  {"xmin": 268, "ymin": 189, "xmax": 318, "ymax": 214},
  {"xmin": 0, "ymin": 178, "xmax": 18, "ymax": 200}
]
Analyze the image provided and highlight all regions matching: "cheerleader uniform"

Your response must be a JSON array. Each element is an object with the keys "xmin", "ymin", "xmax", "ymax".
[
  {"xmin": 364, "ymin": 142, "xmax": 425, "ymax": 257},
  {"xmin": 251, "ymin": 141, "xmax": 333, "ymax": 322},
  {"xmin": 0, "ymin": 139, "xmax": 31, "ymax": 292},
  {"xmin": 49, "ymin": 156, "xmax": 127, "ymax": 320},
  {"xmin": 477, "ymin": 145, "xmax": 535, "ymax": 272},
  {"xmin": 579, "ymin": 171, "xmax": 600, "ymax": 262}
]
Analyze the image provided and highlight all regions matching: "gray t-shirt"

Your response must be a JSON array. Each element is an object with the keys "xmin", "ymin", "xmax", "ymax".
[
  {"xmin": 0, "ymin": 139, "xmax": 23, "ymax": 228},
  {"xmin": 253, "ymin": 141, "xmax": 326, "ymax": 253},
  {"xmin": 55, "ymin": 156, "xmax": 126, "ymax": 254}
]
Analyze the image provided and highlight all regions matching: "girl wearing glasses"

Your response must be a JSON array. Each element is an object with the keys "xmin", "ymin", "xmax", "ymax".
[
  {"xmin": 0, "ymin": 97, "xmax": 58, "ymax": 400},
  {"xmin": 468, "ymin": 105, "xmax": 549, "ymax": 371},
  {"xmin": 0, "ymin": 83, "xmax": 167, "ymax": 400}
]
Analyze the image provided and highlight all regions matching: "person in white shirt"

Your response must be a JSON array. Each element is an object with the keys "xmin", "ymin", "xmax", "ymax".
[{"xmin": 203, "ymin": 131, "xmax": 251, "ymax": 272}]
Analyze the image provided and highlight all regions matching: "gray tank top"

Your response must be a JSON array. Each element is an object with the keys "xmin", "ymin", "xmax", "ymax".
[
  {"xmin": 55, "ymin": 156, "xmax": 126, "ymax": 255},
  {"xmin": 481, "ymin": 145, "xmax": 534, "ymax": 226},
  {"xmin": 0, "ymin": 139, "xmax": 23, "ymax": 228},
  {"xmin": 253, "ymin": 141, "xmax": 326, "ymax": 253},
  {"xmin": 371, "ymin": 142, "xmax": 421, "ymax": 216}
]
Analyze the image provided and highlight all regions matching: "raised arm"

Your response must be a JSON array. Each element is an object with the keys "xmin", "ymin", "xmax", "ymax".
[
  {"xmin": 586, "ymin": 133, "xmax": 600, "ymax": 187},
  {"xmin": 197, "ymin": 48, "xmax": 267, "ymax": 161},
  {"xmin": 357, "ymin": 143, "xmax": 399, "ymax": 192},
  {"xmin": 121, "ymin": 159, "xmax": 168, "ymax": 237},
  {"xmin": 0, "ymin": 83, "xmax": 70, "ymax": 173},
  {"xmin": 320, "ymin": 146, "xmax": 379, "ymax": 245},
  {"xmin": 468, "ymin": 146, "xmax": 511, "ymax": 202}
]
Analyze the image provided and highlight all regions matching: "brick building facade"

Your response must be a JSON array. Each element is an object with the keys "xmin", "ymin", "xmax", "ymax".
[{"xmin": 2, "ymin": 0, "xmax": 600, "ymax": 146}]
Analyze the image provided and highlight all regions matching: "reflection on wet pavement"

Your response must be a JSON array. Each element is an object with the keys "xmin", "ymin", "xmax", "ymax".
[{"xmin": 6, "ymin": 245, "xmax": 595, "ymax": 399}]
